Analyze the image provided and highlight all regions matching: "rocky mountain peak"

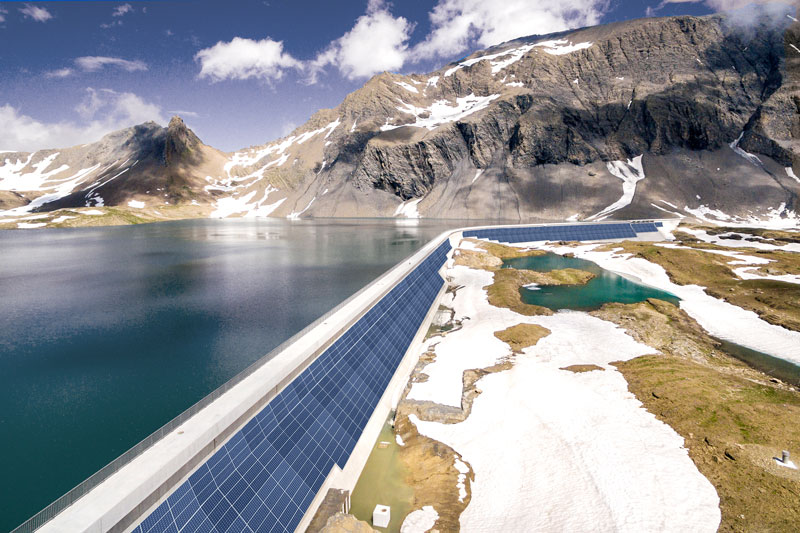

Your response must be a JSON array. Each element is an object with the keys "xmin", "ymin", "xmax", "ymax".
[{"xmin": 165, "ymin": 115, "xmax": 201, "ymax": 166}]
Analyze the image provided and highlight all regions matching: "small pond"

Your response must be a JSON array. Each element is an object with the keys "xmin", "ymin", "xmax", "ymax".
[{"xmin": 504, "ymin": 252, "xmax": 680, "ymax": 311}]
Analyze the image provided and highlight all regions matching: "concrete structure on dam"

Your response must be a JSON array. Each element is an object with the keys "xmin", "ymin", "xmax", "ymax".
[{"xmin": 14, "ymin": 221, "xmax": 670, "ymax": 533}]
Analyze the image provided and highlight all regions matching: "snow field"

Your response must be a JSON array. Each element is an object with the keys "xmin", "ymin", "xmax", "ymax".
[{"xmin": 408, "ymin": 256, "xmax": 720, "ymax": 532}]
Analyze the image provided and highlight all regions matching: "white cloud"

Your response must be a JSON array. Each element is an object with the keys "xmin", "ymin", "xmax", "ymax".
[
  {"xmin": 0, "ymin": 88, "xmax": 166, "ymax": 152},
  {"xmin": 650, "ymin": 0, "xmax": 787, "ymax": 12},
  {"xmin": 0, "ymin": 7, "xmax": 8, "ymax": 23},
  {"xmin": 45, "ymin": 68, "xmax": 74, "ymax": 78},
  {"xmin": 168, "ymin": 109, "xmax": 199, "ymax": 118},
  {"xmin": 195, "ymin": 37, "xmax": 301, "ymax": 82},
  {"xmin": 112, "ymin": 3, "xmax": 133, "ymax": 17},
  {"xmin": 412, "ymin": 0, "xmax": 609, "ymax": 60},
  {"xmin": 74, "ymin": 56, "xmax": 148, "ymax": 72},
  {"xmin": 19, "ymin": 4, "xmax": 53, "ymax": 22},
  {"xmin": 309, "ymin": 0, "xmax": 413, "ymax": 81}
]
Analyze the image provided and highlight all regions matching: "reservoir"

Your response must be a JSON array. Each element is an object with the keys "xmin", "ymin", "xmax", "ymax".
[{"xmin": 0, "ymin": 218, "xmax": 461, "ymax": 532}]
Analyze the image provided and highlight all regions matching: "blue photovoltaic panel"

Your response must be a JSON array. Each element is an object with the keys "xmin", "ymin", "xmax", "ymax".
[
  {"xmin": 133, "ymin": 241, "xmax": 451, "ymax": 533},
  {"xmin": 463, "ymin": 222, "xmax": 658, "ymax": 243}
]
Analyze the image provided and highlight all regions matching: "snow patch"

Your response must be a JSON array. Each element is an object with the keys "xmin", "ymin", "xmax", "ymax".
[
  {"xmin": 51, "ymin": 215, "xmax": 75, "ymax": 224},
  {"xmin": 505, "ymin": 81, "xmax": 524, "ymax": 87},
  {"xmin": 534, "ymin": 39, "xmax": 593, "ymax": 55},
  {"xmin": 395, "ymin": 434, "xmax": 405, "ymax": 446},
  {"xmin": 588, "ymin": 155, "xmax": 645, "ymax": 220},
  {"xmin": 0, "ymin": 152, "xmax": 69, "ymax": 191},
  {"xmin": 82, "ymin": 209, "xmax": 104, "ymax": 215},
  {"xmin": 17, "ymin": 222, "xmax": 47, "ymax": 229},
  {"xmin": 426, "ymin": 76, "xmax": 439, "ymax": 87},
  {"xmin": 127, "ymin": 200, "xmax": 145, "ymax": 209},
  {"xmin": 287, "ymin": 196, "xmax": 316, "ymax": 220},
  {"xmin": 790, "ymin": 44, "xmax": 800, "ymax": 55},
  {"xmin": 394, "ymin": 81, "xmax": 419, "ymax": 94},
  {"xmin": 444, "ymin": 44, "xmax": 534, "ymax": 77},
  {"xmin": 787, "ymin": 167, "xmax": 800, "ymax": 184},
  {"xmin": 381, "ymin": 94, "xmax": 500, "ymax": 131},
  {"xmin": 400, "ymin": 506, "xmax": 438, "ymax": 533},
  {"xmin": 454, "ymin": 458, "xmax": 469, "ymax": 502},
  {"xmin": 471, "ymin": 169, "xmax": 483, "ymax": 183},
  {"xmin": 211, "ymin": 186, "xmax": 284, "ymax": 218},
  {"xmin": 394, "ymin": 198, "xmax": 422, "ymax": 219},
  {"xmin": 730, "ymin": 132, "xmax": 762, "ymax": 166},
  {"xmin": 211, "ymin": 191, "xmax": 258, "ymax": 218}
]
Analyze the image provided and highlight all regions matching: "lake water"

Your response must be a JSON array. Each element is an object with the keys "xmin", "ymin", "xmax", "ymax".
[
  {"xmin": 0, "ymin": 218, "xmax": 464, "ymax": 532},
  {"xmin": 505, "ymin": 253, "xmax": 680, "ymax": 310}
]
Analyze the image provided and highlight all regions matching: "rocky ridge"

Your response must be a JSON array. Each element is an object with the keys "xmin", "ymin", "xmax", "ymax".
[{"xmin": 1, "ymin": 7, "xmax": 799, "ymax": 228}]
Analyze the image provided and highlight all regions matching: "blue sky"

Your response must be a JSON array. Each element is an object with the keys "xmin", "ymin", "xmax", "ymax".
[{"xmin": 0, "ymin": 0, "xmax": 736, "ymax": 152}]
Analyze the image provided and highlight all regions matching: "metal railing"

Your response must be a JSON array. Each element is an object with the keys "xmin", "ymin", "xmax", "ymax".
[{"xmin": 11, "ymin": 230, "xmax": 454, "ymax": 533}]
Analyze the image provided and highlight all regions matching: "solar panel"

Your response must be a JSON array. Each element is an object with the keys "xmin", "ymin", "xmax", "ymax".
[
  {"xmin": 133, "ymin": 241, "xmax": 451, "ymax": 533},
  {"xmin": 464, "ymin": 222, "xmax": 658, "ymax": 243}
]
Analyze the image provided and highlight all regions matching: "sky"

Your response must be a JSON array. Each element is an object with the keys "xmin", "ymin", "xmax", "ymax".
[{"xmin": 0, "ymin": 0, "xmax": 782, "ymax": 153}]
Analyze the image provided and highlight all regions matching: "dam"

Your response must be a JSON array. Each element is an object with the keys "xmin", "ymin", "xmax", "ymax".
[{"xmin": 14, "ymin": 221, "xmax": 669, "ymax": 533}]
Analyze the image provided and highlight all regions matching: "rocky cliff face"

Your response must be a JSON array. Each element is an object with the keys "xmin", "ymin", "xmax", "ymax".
[{"xmin": 1, "ymin": 7, "xmax": 799, "ymax": 227}]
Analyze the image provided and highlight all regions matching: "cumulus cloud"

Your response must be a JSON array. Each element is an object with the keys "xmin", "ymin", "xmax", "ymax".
[
  {"xmin": 19, "ymin": 4, "xmax": 53, "ymax": 22},
  {"xmin": 0, "ymin": 88, "xmax": 166, "ymax": 152},
  {"xmin": 412, "ymin": 0, "xmax": 610, "ymax": 61},
  {"xmin": 309, "ymin": 0, "xmax": 414, "ymax": 81},
  {"xmin": 74, "ymin": 56, "xmax": 148, "ymax": 72},
  {"xmin": 0, "ymin": 6, "xmax": 8, "ymax": 23},
  {"xmin": 195, "ymin": 37, "xmax": 302, "ymax": 82},
  {"xmin": 112, "ymin": 3, "xmax": 133, "ymax": 17}
]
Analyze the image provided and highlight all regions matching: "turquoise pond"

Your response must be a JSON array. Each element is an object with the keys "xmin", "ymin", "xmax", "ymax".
[{"xmin": 504, "ymin": 252, "xmax": 680, "ymax": 311}]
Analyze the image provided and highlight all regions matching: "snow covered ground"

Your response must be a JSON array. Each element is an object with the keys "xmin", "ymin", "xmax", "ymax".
[
  {"xmin": 408, "ymin": 258, "xmax": 720, "ymax": 532},
  {"xmin": 683, "ymin": 203, "xmax": 799, "ymax": 229}
]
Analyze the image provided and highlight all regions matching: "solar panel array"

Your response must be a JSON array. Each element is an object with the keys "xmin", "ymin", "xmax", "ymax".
[
  {"xmin": 133, "ymin": 241, "xmax": 451, "ymax": 533},
  {"xmin": 463, "ymin": 222, "xmax": 661, "ymax": 243}
]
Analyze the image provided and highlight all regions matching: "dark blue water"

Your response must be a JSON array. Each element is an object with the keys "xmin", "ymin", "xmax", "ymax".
[
  {"xmin": 504, "ymin": 253, "xmax": 680, "ymax": 311},
  {"xmin": 0, "ymin": 218, "xmax": 463, "ymax": 532}
]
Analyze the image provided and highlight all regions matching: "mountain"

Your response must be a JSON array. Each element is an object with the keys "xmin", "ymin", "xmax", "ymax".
[{"xmin": 2, "ymin": 7, "xmax": 799, "ymax": 228}]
